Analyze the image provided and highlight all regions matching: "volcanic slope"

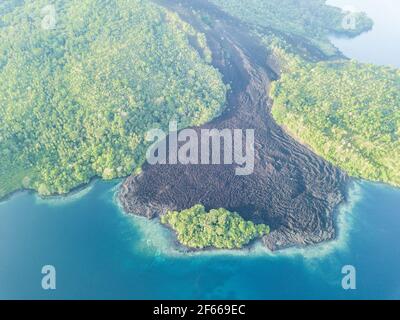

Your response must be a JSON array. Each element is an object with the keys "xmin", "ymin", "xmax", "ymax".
[{"xmin": 119, "ymin": 0, "xmax": 348, "ymax": 250}]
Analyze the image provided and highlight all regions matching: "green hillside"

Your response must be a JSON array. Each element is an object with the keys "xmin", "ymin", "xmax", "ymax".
[
  {"xmin": 0, "ymin": 0, "xmax": 226, "ymax": 198},
  {"xmin": 271, "ymin": 59, "xmax": 400, "ymax": 186}
]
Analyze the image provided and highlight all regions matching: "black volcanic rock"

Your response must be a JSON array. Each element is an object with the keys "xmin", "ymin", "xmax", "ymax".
[{"xmin": 119, "ymin": 0, "xmax": 348, "ymax": 251}]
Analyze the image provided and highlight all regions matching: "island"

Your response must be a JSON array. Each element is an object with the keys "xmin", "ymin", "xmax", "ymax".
[
  {"xmin": 1, "ymin": 0, "xmax": 398, "ymax": 252},
  {"xmin": 161, "ymin": 205, "xmax": 270, "ymax": 250},
  {"xmin": 0, "ymin": 0, "xmax": 226, "ymax": 198},
  {"xmin": 119, "ymin": 0, "xmax": 396, "ymax": 251}
]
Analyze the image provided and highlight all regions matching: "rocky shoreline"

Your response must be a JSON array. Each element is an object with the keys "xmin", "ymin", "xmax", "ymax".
[{"xmin": 119, "ymin": 0, "xmax": 349, "ymax": 251}]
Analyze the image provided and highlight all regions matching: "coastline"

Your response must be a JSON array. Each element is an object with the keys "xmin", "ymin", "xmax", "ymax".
[
  {"xmin": 119, "ymin": 0, "xmax": 350, "ymax": 251},
  {"xmin": 1, "ymin": 0, "xmax": 391, "ymax": 256},
  {"xmin": 1, "ymin": 169, "xmax": 399, "ymax": 299},
  {"xmin": 0, "ymin": 176, "xmax": 100, "ymax": 205},
  {"xmin": 114, "ymin": 180, "xmax": 363, "ymax": 259},
  {"xmin": 2, "ymin": 0, "xmax": 400, "ymax": 300}
]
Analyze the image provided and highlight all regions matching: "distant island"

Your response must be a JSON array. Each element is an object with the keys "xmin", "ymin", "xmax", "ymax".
[{"xmin": 1, "ymin": 0, "xmax": 398, "ymax": 251}]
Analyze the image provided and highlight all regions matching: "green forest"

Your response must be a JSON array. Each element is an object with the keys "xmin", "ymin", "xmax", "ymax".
[
  {"xmin": 271, "ymin": 59, "xmax": 400, "ymax": 186},
  {"xmin": 210, "ymin": 0, "xmax": 372, "ymax": 55},
  {"xmin": 211, "ymin": 0, "xmax": 399, "ymax": 187},
  {"xmin": 0, "ymin": 0, "xmax": 227, "ymax": 198},
  {"xmin": 161, "ymin": 205, "xmax": 270, "ymax": 250}
]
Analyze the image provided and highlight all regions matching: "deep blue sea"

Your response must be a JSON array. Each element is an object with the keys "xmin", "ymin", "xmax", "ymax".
[{"xmin": 0, "ymin": 0, "xmax": 399, "ymax": 300}]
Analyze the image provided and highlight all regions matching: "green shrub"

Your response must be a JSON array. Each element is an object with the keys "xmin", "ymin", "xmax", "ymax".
[{"xmin": 161, "ymin": 205, "xmax": 270, "ymax": 249}]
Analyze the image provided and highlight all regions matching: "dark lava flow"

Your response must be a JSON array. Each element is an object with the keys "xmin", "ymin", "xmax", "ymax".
[{"xmin": 119, "ymin": 0, "xmax": 348, "ymax": 250}]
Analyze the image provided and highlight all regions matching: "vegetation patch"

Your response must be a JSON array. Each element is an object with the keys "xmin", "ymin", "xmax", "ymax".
[
  {"xmin": 210, "ymin": 0, "xmax": 372, "ymax": 55},
  {"xmin": 271, "ymin": 59, "xmax": 400, "ymax": 186},
  {"xmin": 161, "ymin": 205, "xmax": 270, "ymax": 249},
  {"xmin": 0, "ymin": 0, "xmax": 226, "ymax": 198}
]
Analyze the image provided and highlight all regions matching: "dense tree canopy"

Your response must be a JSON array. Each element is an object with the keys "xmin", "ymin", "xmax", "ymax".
[
  {"xmin": 211, "ymin": 0, "xmax": 399, "ymax": 186},
  {"xmin": 0, "ymin": 0, "xmax": 227, "ymax": 198},
  {"xmin": 210, "ymin": 0, "xmax": 372, "ymax": 55},
  {"xmin": 161, "ymin": 205, "xmax": 270, "ymax": 249},
  {"xmin": 271, "ymin": 59, "xmax": 400, "ymax": 186}
]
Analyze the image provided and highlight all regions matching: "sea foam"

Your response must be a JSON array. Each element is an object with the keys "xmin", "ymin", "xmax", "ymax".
[
  {"xmin": 116, "ymin": 181, "xmax": 363, "ymax": 260},
  {"xmin": 35, "ymin": 183, "xmax": 94, "ymax": 206}
]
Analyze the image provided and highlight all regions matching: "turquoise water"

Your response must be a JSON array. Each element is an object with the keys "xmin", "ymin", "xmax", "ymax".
[
  {"xmin": 0, "ymin": 180, "xmax": 399, "ymax": 299},
  {"xmin": 1, "ymin": 0, "xmax": 400, "ymax": 300}
]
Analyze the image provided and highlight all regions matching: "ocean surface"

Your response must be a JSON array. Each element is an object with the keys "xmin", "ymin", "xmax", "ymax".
[
  {"xmin": 1, "ymin": 0, "xmax": 399, "ymax": 300},
  {"xmin": 328, "ymin": 0, "xmax": 400, "ymax": 68}
]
